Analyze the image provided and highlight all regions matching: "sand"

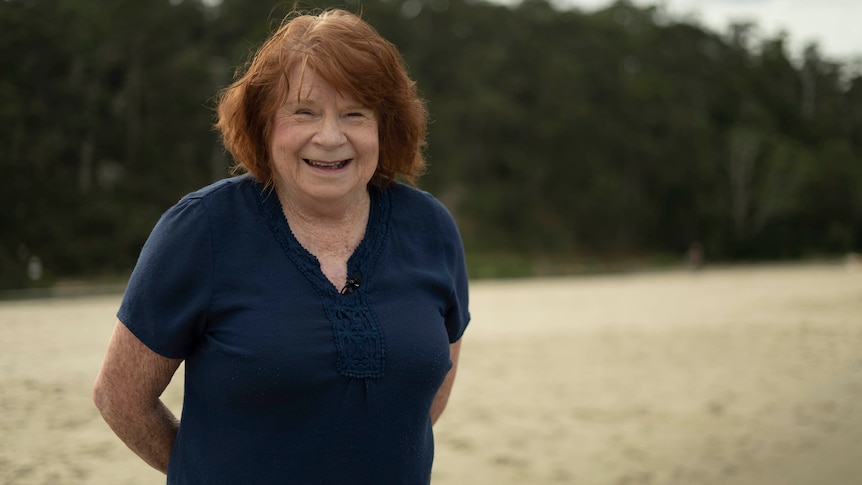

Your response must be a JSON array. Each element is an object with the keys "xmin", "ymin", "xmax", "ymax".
[{"xmin": 1, "ymin": 263, "xmax": 861, "ymax": 484}]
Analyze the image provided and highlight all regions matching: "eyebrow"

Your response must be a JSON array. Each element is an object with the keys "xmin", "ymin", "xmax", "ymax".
[
  {"xmin": 284, "ymin": 96, "xmax": 319, "ymax": 107},
  {"xmin": 343, "ymin": 104, "xmax": 373, "ymax": 111},
  {"xmin": 283, "ymin": 98, "xmax": 372, "ymax": 112}
]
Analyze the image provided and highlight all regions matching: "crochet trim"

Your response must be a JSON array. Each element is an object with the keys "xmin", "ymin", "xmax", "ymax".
[{"xmin": 258, "ymin": 186, "xmax": 390, "ymax": 379}]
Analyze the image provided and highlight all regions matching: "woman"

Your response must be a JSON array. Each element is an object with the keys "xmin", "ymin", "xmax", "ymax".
[{"xmin": 93, "ymin": 9, "xmax": 469, "ymax": 484}]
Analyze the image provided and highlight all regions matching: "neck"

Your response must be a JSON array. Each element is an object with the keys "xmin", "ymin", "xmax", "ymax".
[
  {"xmin": 276, "ymin": 187, "xmax": 371, "ymax": 257},
  {"xmin": 278, "ymin": 188, "xmax": 369, "ymax": 225}
]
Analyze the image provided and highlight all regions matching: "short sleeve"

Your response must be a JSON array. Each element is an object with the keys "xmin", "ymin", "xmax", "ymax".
[
  {"xmin": 118, "ymin": 196, "xmax": 213, "ymax": 359},
  {"xmin": 432, "ymin": 199, "xmax": 470, "ymax": 343}
]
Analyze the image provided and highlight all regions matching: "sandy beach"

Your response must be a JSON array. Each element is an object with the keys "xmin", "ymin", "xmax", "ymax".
[{"xmin": 1, "ymin": 263, "xmax": 861, "ymax": 484}]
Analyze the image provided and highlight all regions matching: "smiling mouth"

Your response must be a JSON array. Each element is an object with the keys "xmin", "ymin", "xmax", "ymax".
[{"xmin": 304, "ymin": 159, "xmax": 351, "ymax": 169}]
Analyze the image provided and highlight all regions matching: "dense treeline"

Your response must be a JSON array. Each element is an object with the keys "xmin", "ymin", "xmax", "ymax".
[{"xmin": 2, "ymin": 0, "xmax": 861, "ymax": 288}]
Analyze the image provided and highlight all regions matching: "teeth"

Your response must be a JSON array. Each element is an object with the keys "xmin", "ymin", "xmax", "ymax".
[{"xmin": 305, "ymin": 159, "xmax": 348, "ymax": 169}]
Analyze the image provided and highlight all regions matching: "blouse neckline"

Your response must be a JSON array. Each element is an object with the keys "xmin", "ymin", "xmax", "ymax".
[
  {"xmin": 257, "ymin": 181, "xmax": 392, "ymax": 379},
  {"xmin": 257, "ymin": 183, "xmax": 391, "ymax": 297}
]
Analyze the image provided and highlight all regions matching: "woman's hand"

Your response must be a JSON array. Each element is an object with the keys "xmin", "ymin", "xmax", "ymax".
[{"xmin": 431, "ymin": 339, "xmax": 462, "ymax": 425}]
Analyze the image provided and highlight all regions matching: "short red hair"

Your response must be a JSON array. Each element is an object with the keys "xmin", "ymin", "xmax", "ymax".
[{"xmin": 215, "ymin": 9, "xmax": 427, "ymax": 187}]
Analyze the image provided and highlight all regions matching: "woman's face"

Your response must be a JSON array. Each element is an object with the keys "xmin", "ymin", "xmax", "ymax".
[{"xmin": 270, "ymin": 67, "xmax": 379, "ymax": 209}]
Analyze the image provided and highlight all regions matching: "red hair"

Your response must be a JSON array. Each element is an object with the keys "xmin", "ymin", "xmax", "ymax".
[{"xmin": 215, "ymin": 9, "xmax": 427, "ymax": 187}]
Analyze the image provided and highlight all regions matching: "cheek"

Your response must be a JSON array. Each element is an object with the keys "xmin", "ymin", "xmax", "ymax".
[
  {"xmin": 367, "ymin": 141, "xmax": 380, "ymax": 167},
  {"xmin": 270, "ymin": 132, "xmax": 299, "ymax": 158},
  {"xmin": 367, "ymin": 129, "xmax": 381, "ymax": 158}
]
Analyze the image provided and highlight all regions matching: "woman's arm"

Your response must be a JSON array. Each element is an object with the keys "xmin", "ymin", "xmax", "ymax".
[
  {"xmin": 93, "ymin": 320, "xmax": 182, "ymax": 473},
  {"xmin": 431, "ymin": 339, "xmax": 462, "ymax": 425}
]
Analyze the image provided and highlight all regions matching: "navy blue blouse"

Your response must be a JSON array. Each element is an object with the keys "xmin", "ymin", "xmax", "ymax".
[{"xmin": 118, "ymin": 175, "xmax": 470, "ymax": 484}]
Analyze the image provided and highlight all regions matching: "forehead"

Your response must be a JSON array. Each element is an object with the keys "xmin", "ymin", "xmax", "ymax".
[{"xmin": 285, "ymin": 65, "xmax": 355, "ymax": 104}]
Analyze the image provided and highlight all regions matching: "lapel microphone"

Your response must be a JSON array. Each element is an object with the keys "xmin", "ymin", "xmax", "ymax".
[{"xmin": 340, "ymin": 275, "xmax": 362, "ymax": 295}]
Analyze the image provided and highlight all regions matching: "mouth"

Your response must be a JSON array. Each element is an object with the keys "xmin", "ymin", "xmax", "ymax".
[{"xmin": 304, "ymin": 158, "xmax": 351, "ymax": 170}]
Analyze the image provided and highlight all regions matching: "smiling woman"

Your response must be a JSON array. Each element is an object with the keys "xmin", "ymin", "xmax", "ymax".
[
  {"xmin": 268, "ymin": 67, "xmax": 380, "ymax": 215},
  {"xmin": 216, "ymin": 9, "xmax": 428, "ymax": 189},
  {"xmin": 92, "ymin": 9, "xmax": 470, "ymax": 485}
]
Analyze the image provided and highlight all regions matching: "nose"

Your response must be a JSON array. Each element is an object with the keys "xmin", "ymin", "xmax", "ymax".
[{"xmin": 312, "ymin": 114, "xmax": 347, "ymax": 147}]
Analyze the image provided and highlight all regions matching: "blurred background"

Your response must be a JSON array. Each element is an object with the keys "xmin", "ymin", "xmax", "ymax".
[
  {"xmin": 3, "ymin": 3, "xmax": 862, "ymax": 484},
  {"xmin": 3, "ymin": 0, "xmax": 861, "ymax": 290}
]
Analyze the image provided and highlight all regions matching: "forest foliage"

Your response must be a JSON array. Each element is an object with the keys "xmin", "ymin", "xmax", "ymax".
[{"xmin": 3, "ymin": 0, "xmax": 861, "ymax": 288}]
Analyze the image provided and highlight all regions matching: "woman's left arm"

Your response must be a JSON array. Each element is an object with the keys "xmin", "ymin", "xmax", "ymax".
[{"xmin": 431, "ymin": 339, "xmax": 462, "ymax": 425}]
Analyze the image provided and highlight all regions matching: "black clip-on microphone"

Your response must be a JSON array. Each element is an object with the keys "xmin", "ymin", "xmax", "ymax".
[{"xmin": 340, "ymin": 275, "xmax": 361, "ymax": 295}]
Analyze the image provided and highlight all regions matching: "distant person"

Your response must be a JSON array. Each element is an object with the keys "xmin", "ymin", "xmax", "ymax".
[
  {"xmin": 93, "ymin": 9, "xmax": 470, "ymax": 484},
  {"xmin": 846, "ymin": 252, "xmax": 861, "ymax": 271},
  {"xmin": 687, "ymin": 241, "xmax": 704, "ymax": 270}
]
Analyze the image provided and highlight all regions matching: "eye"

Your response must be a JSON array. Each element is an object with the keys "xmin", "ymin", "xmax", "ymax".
[
  {"xmin": 294, "ymin": 108, "xmax": 314, "ymax": 116},
  {"xmin": 345, "ymin": 108, "xmax": 375, "ymax": 120}
]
